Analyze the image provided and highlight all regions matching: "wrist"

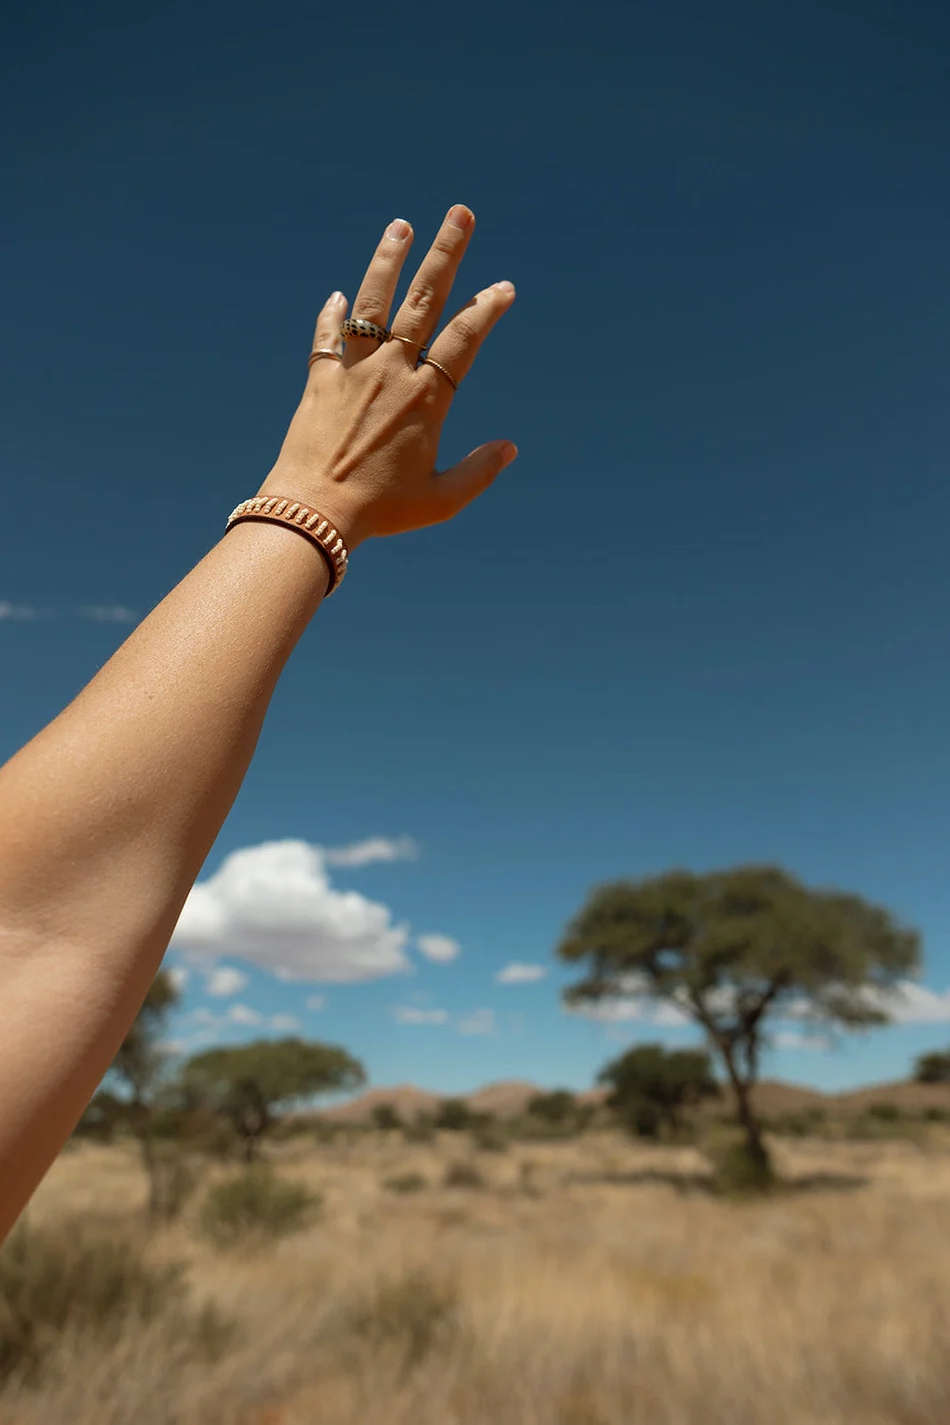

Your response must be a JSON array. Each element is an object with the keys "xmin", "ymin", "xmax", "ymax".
[{"xmin": 255, "ymin": 472, "xmax": 367, "ymax": 551}]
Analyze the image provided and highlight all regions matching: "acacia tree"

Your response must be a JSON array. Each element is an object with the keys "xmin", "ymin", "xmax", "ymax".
[
  {"xmin": 598, "ymin": 1044, "xmax": 719, "ymax": 1139},
  {"xmin": 558, "ymin": 865, "xmax": 919, "ymax": 1168},
  {"xmin": 182, "ymin": 1037, "xmax": 365, "ymax": 1162},
  {"xmin": 109, "ymin": 967, "xmax": 180, "ymax": 1215},
  {"xmin": 914, "ymin": 1050, "xmax": 950, "ymax": 1084}
]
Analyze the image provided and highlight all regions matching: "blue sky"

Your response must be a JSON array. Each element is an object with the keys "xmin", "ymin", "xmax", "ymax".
[{"xmin": 4, "ymin": 0, "xmax": 950, "ymax": 1095}]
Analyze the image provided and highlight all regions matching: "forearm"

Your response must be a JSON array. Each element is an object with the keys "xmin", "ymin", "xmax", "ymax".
[{"xmin": 0, "ymin": 518, "xmax": 329, "ymax": 1236}]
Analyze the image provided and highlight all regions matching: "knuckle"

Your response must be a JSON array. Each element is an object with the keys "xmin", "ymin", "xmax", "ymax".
[
  {"xmin": 405, "ymin": 279, "xmax": 438, "ymax": 315},
  {"xmin": 450, "ymin": 311, "xmax": 480, "ymax": 347}
]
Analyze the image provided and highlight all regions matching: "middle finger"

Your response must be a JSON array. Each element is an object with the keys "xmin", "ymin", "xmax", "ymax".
[
  {"xmin": 389, "ymin": 204, "xmax": 475, "ymax": 349},
  {"xmin": 343, "ymin": 217, "xmax": 415, "ymax": 367}
]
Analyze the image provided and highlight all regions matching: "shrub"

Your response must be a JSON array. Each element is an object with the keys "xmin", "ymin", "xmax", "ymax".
[
  {"xmin": 344, "ymin": 1269, "xmax": 458, "ymax": 1367},
  {"xmin": 383, "ymin": 1172, "xmax": 428, "ymax": 1194},
  {"xmin": 197, "ymin": 1166, "xmax": 320, "ymax": 1248},
  {"xmin": 147, "ymin": 1145, "xmax": 202, "ymax": 1223},
  {"xmin": 471, "ymin": 1122, "xmax": 509, "ymax": 1153},
  {"xmin": 866, "ymin": 1101, "xmax": 902, "ymax": 1122},
  {"xmin": 402, "ymin": 1115, "xmax": 436, "ymax": 1144},
  {"xmin": 768, "ymin": 1107, "xmax": 827, "ymax": 1138},
  {"xmin": 0, "ymin": 1218, "xmax": 233, "ymax": 1383},
  {"xmin": 443, "ymin": 1161, "xmax": 486, "ymax": 1190},
  {"xmin": 435, "ymin": 1099, "xmax": 473, "ymax": 1131},
  {"xmin": 372, "ymin": 1104, "xmax": 402, "ymax": 1131},
  {"xmin": 924, "ymin": 1106, "xmax": 950, "ymax": 1122},
  {"xmin": 707, "ymin": 1139, "xmax": 774, "ymax": 1197}
]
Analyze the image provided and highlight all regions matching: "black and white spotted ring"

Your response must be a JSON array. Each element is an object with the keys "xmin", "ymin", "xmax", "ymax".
[{"xmin": 341, "ymin": 317, "xmax": 390, "ymax": 344}]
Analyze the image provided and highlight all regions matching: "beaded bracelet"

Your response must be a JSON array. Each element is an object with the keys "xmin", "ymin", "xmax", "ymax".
[{"xmin": 225, "ymin": 497, "xmax": 349, "ymax": 595}]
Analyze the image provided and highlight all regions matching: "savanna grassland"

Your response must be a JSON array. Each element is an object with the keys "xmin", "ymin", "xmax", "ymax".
[{"xmin": 5, "ymin": 1107, "xmax": 950, "ymax": 1425}]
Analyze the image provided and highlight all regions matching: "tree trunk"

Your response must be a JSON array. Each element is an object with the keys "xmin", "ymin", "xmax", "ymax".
[{"xmin": 718, "ymin": 1043, "xmax": 768, "ymax": 1167}]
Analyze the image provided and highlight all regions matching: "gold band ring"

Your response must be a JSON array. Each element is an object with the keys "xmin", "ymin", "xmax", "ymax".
[
  {"xmin": 308, "ymin": 348, "xmax": 343, "ymax": 367},
  {"xmin": 389, "ymin": 332, "xmax": 427, "ymax": 351},
  {"xmin": 419, "ymin": 356, "xmax": 458, "ymax": 392}
]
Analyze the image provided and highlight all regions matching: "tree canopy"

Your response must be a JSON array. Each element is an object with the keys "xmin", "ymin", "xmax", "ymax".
[
  {"xmin": 598, "ymin": 1043, "xmax": 719, "ymax": 1138},
  {"xmin": 182, "ymin": 1037, "xmax": 365, "ymax": 1161},
  {"xmin": 558, "ymin": 864, "xmax": 919, "ymax": 1166},
  {"xmin": 914, "ymin": 1049, "xmax": 950, "ymax": 1084}
]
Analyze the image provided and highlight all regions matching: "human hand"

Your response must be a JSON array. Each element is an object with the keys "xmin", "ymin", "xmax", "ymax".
[{"xmin": 257, "ymin": 204, "xmax": 517, "ymax": 551}]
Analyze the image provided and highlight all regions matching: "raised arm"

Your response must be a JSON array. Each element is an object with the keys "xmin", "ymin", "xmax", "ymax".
[{"xmin": 0, "ymin": 205, "xmax": 516, "ymax": 1243}]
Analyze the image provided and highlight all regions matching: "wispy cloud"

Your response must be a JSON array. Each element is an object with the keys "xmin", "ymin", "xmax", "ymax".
[
  {"xmin": 171, "ymin": 839, "xmax": 411, "ymax": 982},
  {"xmin": 394, "ymin": 1006, "xmax": 450, "ymax": 1025},
  {"xmin": 0, "ymin": 601, "xmax": 44, "ymax": 620},
  {"xmin": 496, "ymin": 962, "xmax": 547, "ymax": 984},
  {"xmin": 457, "ymin": 1008, "xmax": 496, "ymax": 1036},
  {"xmin": 167, "ymin": 966, "xmax": 190, "ymax": 992},
  {"xmin": 76, "ymin": 605, "xmax": 139, "ymax": 622},
  {"xmin": 324, "ymin": 836, "xmax": 418, "ymax": 868},
  {"xmin": 417, "ymin": 933, "xmax": 461, "ymax": 963},
  {"xmin": 305, "ymin": 995, "xmax": 327, "ymax": 1011}
]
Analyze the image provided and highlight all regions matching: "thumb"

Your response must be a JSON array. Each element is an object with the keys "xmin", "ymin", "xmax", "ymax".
[{"xmin": 432, "ymin": 440, "xmax": 519, "ymax": 522}]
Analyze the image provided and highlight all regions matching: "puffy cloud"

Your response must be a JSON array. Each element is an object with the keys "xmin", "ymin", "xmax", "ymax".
[
  {"xmin": 417, "ymin": 933, "xmax": 461, "ymax": 964},
  {"xmin": 394, "ymin": 1006, "xmax": 450, "ymax": 1025},
  {"xmin": 171, "ymin": 840, "xmax": 411, "ymax": 981},
  {"xmin": 324, "ymin": 836, "xmax": 418, "ymax": 868},
  {"xmin": 205, "ymin": 966, "xmax": 248, "ymax": 997},
  {"xmin": 306, "ymin": 995, "xmax": 327, "ymax": 1011},
  {"xmin": 227, "ymin": 1004, "xmax": 262, "ymax": 1025},
  {"xmin": 496, "ymin": 962, "xmax": 547, "ymax": 984},
  {"xmin": 167, "ymin": 966, "xmax": 190, "ymax": 992},
  {"xmin": 270, "ymin": 1013, "xmax": 300, "ymax": 1032},
  {"xmin": 457, "ymin": 1008, "xmax": 496, "ymax": 1036},
  {"xmin": 863, "ymin": 980, "xmax": 950, "ymax": 1024}
]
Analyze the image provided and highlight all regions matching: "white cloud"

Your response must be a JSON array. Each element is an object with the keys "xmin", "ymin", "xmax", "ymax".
[
  {"xmin": 457, "ymin": 1008, "xmax": 496, "ymax": 1036},
  {"xmin": 324, "ymin": 836, "xmax": 418, "ymax": 868},
  {"xmin": 205, "ymin": 966, "xmax": 248, "ymax": 997},
  {"xmin": 395, "ymin": 1006, "xmax": 450, "ymax": 1025},
  {"xmin": 496, "ymin": 962, "xmax": 547, "ymax": 984},
  {"xmin": 270, "ymin": 1013, "xmax": 300, "ymax": 1032},
  {"xmin": 0, "ymin": 601, "xmax": 42, "ymax": 620},
  {"xmin": 167, "ymin": 966, "xmax": 190, "ymax": 992},
  {"xmin": 863, "ymin": 981, "xmax": 950, "ymax": 1025},
  {"xmin": 417, "ymin": 933, "xmax": 461, "ymax": 963},
  {"xmin": 77, "ymin": 605, "xmax": 138, "ymax": 622},
  {"xmin": 171, "ymin": 839, "xmax": 411, "ymax": 982},
  {"xmin": 227, "ymin": 1004, "xmax": 262, "ymax": 1025},
  {"xmin": 306, "ymin": 995, "xmax": 327, "ymax": 1011},
  {"xmin": 570, "ymin": 996, "xmax": 690, "ymax": 1027},
  {"xmin": 773, "ymin": 1030, "xmax": 833, "ymax": 1051}
]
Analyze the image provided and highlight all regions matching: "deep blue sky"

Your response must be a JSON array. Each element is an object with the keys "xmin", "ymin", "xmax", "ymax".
[{"xmin": 3, "ymin": 0, "xmax": 950, "ymax": 1095}]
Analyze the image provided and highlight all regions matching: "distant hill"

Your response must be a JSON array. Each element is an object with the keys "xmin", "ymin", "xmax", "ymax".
[{"xmin": 306, "ymin": 1075, "xmax": 950, "ymax": 1124}]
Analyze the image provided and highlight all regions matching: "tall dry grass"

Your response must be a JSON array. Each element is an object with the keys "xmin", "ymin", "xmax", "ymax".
[{"xmin": 5, "ymin": 1128, "xmax": 950, "ymax": 1424}]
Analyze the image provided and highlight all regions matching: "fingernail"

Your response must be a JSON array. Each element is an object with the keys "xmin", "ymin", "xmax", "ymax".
[
  {"xmin": 500, "ymin": 442, "xmax": 518, "ymax": 464},
  {"xmin": 448, "ymin": 204, "xmax": 474, "ymax": 230},
  {"xmin": 493, "ymin": 280, "xmax": 515, "ymax": 295},
  {"xmin": 330, "ymin": 290, "xmax": 345, "ymax": 304},
  {"xmin": 386, "ymin": 218, "xmax": 411, "ymax": 241}
]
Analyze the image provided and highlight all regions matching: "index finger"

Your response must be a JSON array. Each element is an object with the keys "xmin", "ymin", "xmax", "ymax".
[{"xmin": 389, "ymin": 204, "xmax": 475, "ymax": 348}]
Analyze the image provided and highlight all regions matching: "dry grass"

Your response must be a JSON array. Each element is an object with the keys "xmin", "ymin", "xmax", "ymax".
[{"xmin": 6, "ymin": 1127, "xmax": 950, "ymax": 1423}]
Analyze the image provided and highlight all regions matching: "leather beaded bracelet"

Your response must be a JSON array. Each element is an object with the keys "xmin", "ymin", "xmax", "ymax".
[{"xmin": 225, "ymin": 497, "xmax": 349, "ymax": 595}]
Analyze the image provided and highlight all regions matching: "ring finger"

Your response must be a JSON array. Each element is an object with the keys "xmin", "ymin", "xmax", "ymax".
[{"xmin": 342, "ymin": 217, "xmax": 414, "ymax": 368}]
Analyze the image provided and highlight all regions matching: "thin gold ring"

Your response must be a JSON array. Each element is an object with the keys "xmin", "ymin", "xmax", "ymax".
[
  {"xmin": 389, "ymin": 332, "xmax": 427, "ymax": 351},
  {"xmin": 419, "ymin": 356, "xmax": 458, "ymax": 392},
  {"xmin": 308, "ymin": 348, "xmax": 343, "ymax": 367}
]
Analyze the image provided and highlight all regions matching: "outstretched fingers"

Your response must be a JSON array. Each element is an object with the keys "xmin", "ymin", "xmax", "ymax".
[
  {"xmin": 429, "ymin": 440, "xmax": 519, "ymax": 523},
  {"xmin": 422, "ymin": 280, "xmax": 516, "ymax": 391}
]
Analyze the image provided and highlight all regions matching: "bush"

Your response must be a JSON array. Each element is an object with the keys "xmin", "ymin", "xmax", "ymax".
[
  {"xmin": 435, "ymin": 1099, "xmax": 473, "ymax": 1132},
  {"xmin": 471, "ymin": 1122, "xmax": 509, "ymax": 1153},
  {"xmin": 197, "ymin": 1166, "xmax": 320, "ymax": 1248},
  {"xmin": 707, "ymin": 1139, "xmax": 774, "ymax": 1197},
  {"xmin": 866, "ymin": 1101, "xmax": 902, "ymax": 1122},
  {"xmin": 372, "ymin": 1104, "xmax": 403, "ymax": 1131},
  {"xmin": 924, "ymin": 1106, "xmax": 950, "ymax": 1122},
  {"xmin": 443, "ymin": 1161, "xmax": 486, "ymax": 1190},
  {"xmin": 383, "ymin": 1172, "xmax": 428, "ymax": 1194},
  {"xmin": 402, "ymin": 1115, "xmax": 436, "ymax": 1144},
  {"xmin": 147, "ymin": 1145, "xmax": 202, "ymax": 1223},
  {"xmin": 768, "ymin": 1107, "xmax": 827, "ymax": 1138},
  {"xmin": 344, "ymin": 1269, "xmax": 458, "ymax": 1367},
  {"xmin": 0, "ymin": 1218, "xmax": 233, "ymax": 1383}
]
